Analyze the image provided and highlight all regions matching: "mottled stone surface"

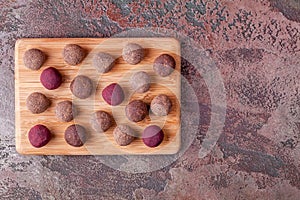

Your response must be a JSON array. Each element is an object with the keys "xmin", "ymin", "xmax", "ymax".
[{"xmin": 1, "ymin": 0, "xmax": 300, "ymax": 199}]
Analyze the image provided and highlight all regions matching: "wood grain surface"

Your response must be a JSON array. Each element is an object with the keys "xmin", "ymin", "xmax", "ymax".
[{"xmin": 15, "ymin": 38, "xmax": 181, "ymax": 155}]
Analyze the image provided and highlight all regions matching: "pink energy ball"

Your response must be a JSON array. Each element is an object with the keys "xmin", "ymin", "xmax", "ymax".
[
  {"xmin": 102, "ymin": 83, "xmax": 125, "ymax": 106},
  {"xmin": 28, "ymin": 124, "xmax": 52, "ymax": 148},
  {"xmin": 40, "ymin": 67, "xmax": 62, "ymax": 90},
  {"xmin": 142, "ymin": 125, "xmax": 164, "ymax": 148}
]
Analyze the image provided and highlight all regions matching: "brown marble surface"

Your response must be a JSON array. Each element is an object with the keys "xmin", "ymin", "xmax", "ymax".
[{"xmin": 1, "ymin": 0, "xmax": 300, "ymax": 199}]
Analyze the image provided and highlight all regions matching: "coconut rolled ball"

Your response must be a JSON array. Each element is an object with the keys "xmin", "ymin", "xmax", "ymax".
[
  {"xmin": 122, "ymin": 43, "xmax": 144, "ymax": 65},
  {"xmin": 130, "ymin": 71, "xmax": 151, "ymax": 93},
  {"xmin": 142, "ymin": 125, "xmax": 164, "ymax": 147},
  {"xmin": 63, "ymin": 44, "xmax": 85, "ymax": 65},
  {"xmin": 113, "ymin": 125, "xmax": 135, "ymax": 146},
  {"xmin": 64, "ymin": 124, "xmax": 86, "ymax": 147},
  {"xmin": 90, "ymin": 111, "xmax": 113, "ymax": 132},
  {"xmin": 153, "ymin": 54, "xmax": 176, "ymax": 77},
  {"xmin": 92, "ymin": 52, "xmax": 115, "ymax": 73},
  {"xmin": 26, "ymin": 92, "xmax": 51, "ymax": 114},
  {"xmin": 102, "ymin": 83, "xmax": 125, "ymax": 106},
  {"xmin": 70, "ymin": 75, "xmax": 93, "ymax": 99},
  {"xmin": 23, "ymin": 48, "xmax": 46, "ymax": 70},
  {"xmin": 28, "ymin": 124, "xmax": 52, "ymax": 148},
  {"xmin": 56, "ymin": 100, "xmax": 77, "ymax": 122},
  {"xmin": 150, "ymin": 94, "xmax": 172, "ymax": 116},
  {"xmin": 40, "ymin": 67, "xmax": 62, "ymax": 90},
  {"xmin": 125, "ymin": 100, "xmax": 148, "ymax": 122}
]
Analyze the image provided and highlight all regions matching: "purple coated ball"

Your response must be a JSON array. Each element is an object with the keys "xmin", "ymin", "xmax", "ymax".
[
  {"xmin": 28, "ymin": 124, "xmax": 52, "ymax": 148},
  {"xmin": 102, "ymin": 83, "xmax": 125, "ymax": 106},
  {"xmin": 142, "ymin": 125, "xmax": 164, "ymax": 147},
  {"xmin": 40, "ymin": 67, "xmax": 62, "ymax": 90}
]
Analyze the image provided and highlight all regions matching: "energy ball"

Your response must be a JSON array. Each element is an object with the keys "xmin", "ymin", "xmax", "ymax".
[
  {"xmin": 70, "ymin": 75, "xmax": 93, "ymax": 99},
  {"xmin": 90, "ymin": 111, "xmax": 113, "ymax": 132},
  {"xmin": 64, "ymin": 124, "xmax": 86, "ymax": 147},
  {"xmin": 142, "ymin": 125, "xmax": 164, "ymax": 147},
  {"xmin": 92, "ymin": 52, "xmax": 115, "ymax": 73},
  {"xmin": 122, "ymin": 43, "xmax": 144, "ymax": 65},
  {"xmin": 55, "ymin": 100, "xmax": 76, "ymax": 122},
  {"xmin": 63, "ymin": 44, "xmax": 85, "ymax": 65},
  {"xmin": 102, "ymin": 83, "xmax": 125, "ymax": 106},
  {"xmin": 150, "ymin": 94, "xmax": 172, "ymax": 116},
  {"xmin": 125, "ymin": 100, "xmax": 148, "ymax": 122},
  {"xmin": 28, "ymin": 124, "xmax": 52, "ymax": 148},
  {"xmin": 113, "ymin": 124, "xmax": 135, "ymax": 146},
  {"xmin": 26, "ymin": 92, "xmax": 51, "ymax": 114},
  {"xmin": 40, "ymin": 67, "xmax": 62, "ymax": 90},
  {"xmin": 23, "ymin": 48, "xmax": 46, "ymax": 70},
  {"xmin": 153, "ymin": 54, "xmax": 176, "ymax": 77},
  {"xmin": 129, "ymin": 71, "xmax": 150, "ymax": 93}
]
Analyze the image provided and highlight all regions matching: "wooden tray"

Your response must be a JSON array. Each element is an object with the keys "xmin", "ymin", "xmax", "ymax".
[{"xmin": 15, "ymin": 38, "xmax": 181, "ymax": 155}]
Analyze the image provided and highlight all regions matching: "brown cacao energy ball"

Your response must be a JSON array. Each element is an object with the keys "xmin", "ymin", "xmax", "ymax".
[
  {"xmin": 122, "ymin": 43, "xmax": 144, "ymax": 65},
  {"xmin": 92, "ymin": 52, "xmax": 115, "ymax": 73},
  {"xmin": 40, "ymin": 67, "xmax": 62, "ymax": 90},
  {"xmin": 90, "ymin": 111, "xmax": 113, "ymax": 132},
  {"xmin": 63, "ymin": 44, "xmax": 85, "ymax": 65},
  {"xmin": 150, "ymin": 94, "xmax": 172, "ymax": 116},
  {"xmin": 28, "ymin": 124, "xmax": 52, "ymax": 148},
  {"xmin": 153, "ymin": 54, "xmax": 176, "ymax": 77},
  {"xmin": 142, "ymin": 125, "xmax": 164, "ymax": 148},
  {"xmin": 113, "ymin": 125, "xmax": 135, "ymax": 146},
  {"xmin": 55, "ymin": 100, "xmax": 76, "ymax": 122},
  {"xmin": 23, "ymin": 48, "xmax": 46, "ymax": 70},
  {"xmin": 102, "ymin": 83, "xmax": 125, "ymax": 106},
  {"xmin": 70, "ymin": 75, "xmax": 93, "ymax": 99},
  {"xmin": 64, "ymin": 124, "xmax": 87, "ymax": 147},
  {"xmin": 129, "ymin": 71, "xmax": 151, "ymax": 93},
  {"xmin": 125, "ymin": 100, "xmax": 148, "ymax": 122},
  {"xmin": 26, "ymin": 92, "xmax": 51, "ymax": 114}
]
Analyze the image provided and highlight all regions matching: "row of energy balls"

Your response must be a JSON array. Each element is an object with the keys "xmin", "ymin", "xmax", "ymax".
[{"xmin": 24, "ymin": 43, "xmax": 175, "ymax": 149}]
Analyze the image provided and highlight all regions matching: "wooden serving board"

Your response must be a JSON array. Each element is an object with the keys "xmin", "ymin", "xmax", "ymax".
[{"xmin": 15, "ymin": 38, "xmax": 181, "ymax": 155}]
